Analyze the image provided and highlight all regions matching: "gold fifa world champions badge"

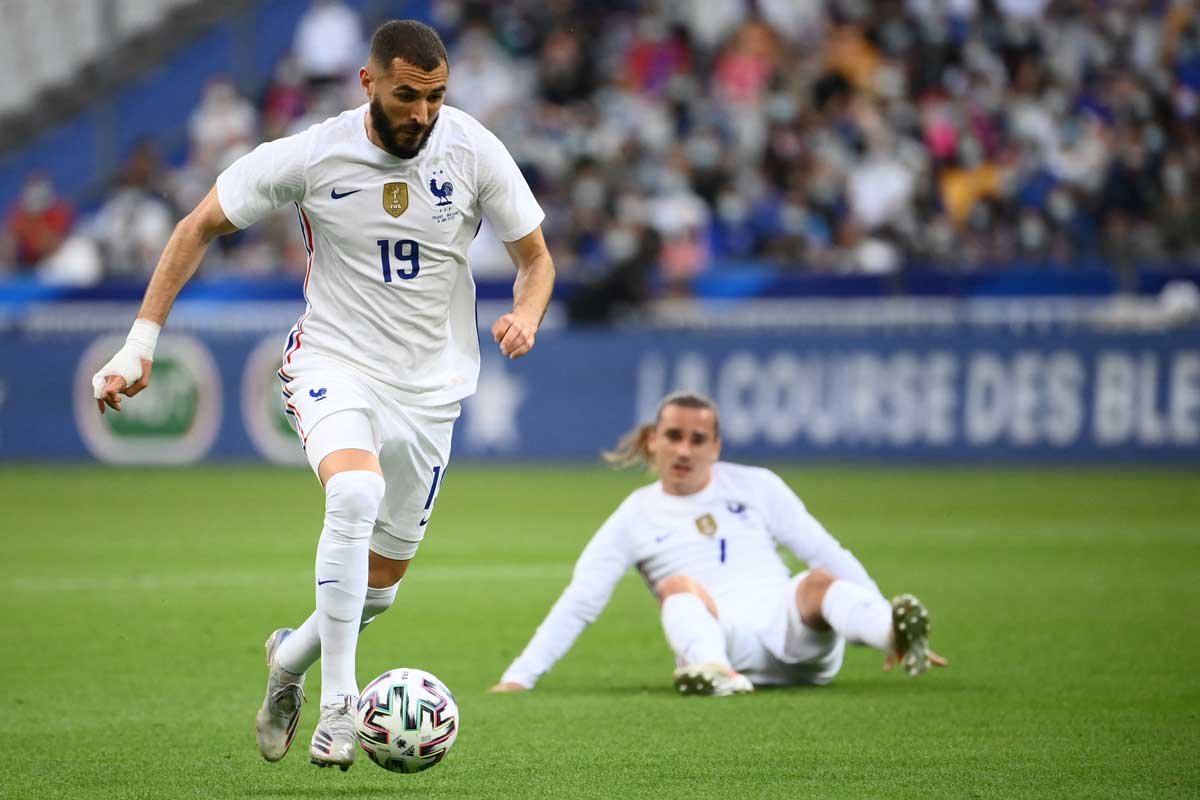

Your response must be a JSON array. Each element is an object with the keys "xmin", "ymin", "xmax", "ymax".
[
  {"xmin": 694, "ymin": 513, "xmax": 718, "ymax": 536},
  {"xmin": 383, "ymin": 182, "xmax": 409, "ymax": 217}
]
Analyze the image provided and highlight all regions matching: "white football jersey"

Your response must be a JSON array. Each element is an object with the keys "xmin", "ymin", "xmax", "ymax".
[
  {"xmin": 500, "ymin": 462, "xmax": 883, "ymax": 687},
  {"xmin": 216, "ymin": 104, "xmax": 544, "ymax": 405}
]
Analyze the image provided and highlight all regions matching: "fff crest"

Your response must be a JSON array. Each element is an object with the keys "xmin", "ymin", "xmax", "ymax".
[
  {"xmin": 383, "ymin": 182, "xmax": 409, "ymax": 218},
  {"xmin": 429, "ymin": 170, "xmax": 454, "ymax": 207}
]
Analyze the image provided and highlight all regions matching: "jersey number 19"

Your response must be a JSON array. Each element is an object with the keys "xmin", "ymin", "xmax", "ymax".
[{"xmin": 378, "ymin": 239, "xmax": 421, "ymax": 283}]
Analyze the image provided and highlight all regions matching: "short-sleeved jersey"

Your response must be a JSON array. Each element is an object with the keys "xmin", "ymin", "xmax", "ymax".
[
  {"xmin": 216, "ymin": 104, "xmax": 544, "ymax": 405},
  {"xmin": 499, "ymin": 462, "xmax": 883, "ymax": 687}
]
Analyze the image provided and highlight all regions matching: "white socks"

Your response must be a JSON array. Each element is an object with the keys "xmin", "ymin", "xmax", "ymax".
[
  {"xmin": 307, "ymin": 470, "xmax": 386, "ymax": 705},
  {"xmin": 275, "ymin": 581, "xmax": 400, "ymax": 677},
  {"xmin": 660, "ymin": 593, "xmax": 730, "ymax": 668},
  {"xmin": 820, "ymin": 579, "xmax": 893, "ymax": 651},
  {"xmin": 361, "ymin": 581, "xmax": 400, "ymax": 628}
]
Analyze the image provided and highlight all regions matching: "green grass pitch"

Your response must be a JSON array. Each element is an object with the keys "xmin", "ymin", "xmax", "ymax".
[{"xmin": 2, "ymin": 465, "xmax": 1197, "ymax": 799}]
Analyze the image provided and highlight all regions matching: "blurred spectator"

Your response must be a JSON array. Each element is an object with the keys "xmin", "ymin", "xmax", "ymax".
[
  {"xmin": 4, "ymin": 174, "xmax": 74, "ymax": 269},
  {"xmin": 38, "ymin": 232, "xmax": 105, "ymax": 286},
  {"xmin": 41, "ymin": 0, "xmax": 1200, "ymax": 295},
  {"xmin": 538, "ymin": 26, "xmax": 595, "ymax": 105},
  {"xmin": 262, "ymin": 56, "xmax": 311, "ymax": 140},
  {"xmin": 92, "ymin": 143, "xmax": 175, "ymax": 277},
  {"xmin": 293, "ymin": 0, "xmax": 364, "ymax": 90},
  {"xmin": 449, "ymin": 23, "xmax": 531, "ymax": 124},
  {"xmin": 189, "ymin": 78, "xmax": 259, "ymax": 173}
]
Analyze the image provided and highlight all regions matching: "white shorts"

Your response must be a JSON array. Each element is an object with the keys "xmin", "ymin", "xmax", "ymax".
[
  {"xmin": 719, "ymin": 571, "xmax": 845, "ymax": 686},
  {"xmin": 278, "ymin": 356, "xmax": 460, "ymax": 561}
]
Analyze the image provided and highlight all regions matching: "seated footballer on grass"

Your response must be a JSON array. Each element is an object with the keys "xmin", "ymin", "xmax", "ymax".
[{"xmin": 491, "ymin": 391, "xmax": 947, "ymax": 696}]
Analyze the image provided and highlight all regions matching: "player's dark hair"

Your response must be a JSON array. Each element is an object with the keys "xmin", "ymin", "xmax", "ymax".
[
  {"xmin": 603, "ymin": 391, "xmax": 720, "ymax": 470},
  {"xmin": 370, "ymin": 20, "xmax": 448, "ymax": 72}
]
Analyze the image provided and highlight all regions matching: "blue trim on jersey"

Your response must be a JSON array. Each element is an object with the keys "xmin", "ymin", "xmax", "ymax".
[
  {"xmin": 294, "ymin": 203, "xmax": 313, "ymax": 255},
  {"xmin": 472, "ymin": 220, "xmax": 484, "ymax": 353}
]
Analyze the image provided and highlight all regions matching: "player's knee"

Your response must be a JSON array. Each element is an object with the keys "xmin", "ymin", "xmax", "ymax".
[
  {"xmin": 324, "ymin": 470, "xmax": 386, "ymax": 535},
  {"xmin": 796, "ymin": 569, "xmax": 836, "ymax": 623},
  {"xmin": 657, "ymin": 574, "xmax": 700, "ymax": 602}
]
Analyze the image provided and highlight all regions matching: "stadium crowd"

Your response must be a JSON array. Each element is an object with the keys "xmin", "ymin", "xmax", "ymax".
[{"xmin": 3, "ymin": 0, "xmax": 1199, "ymax": 297}]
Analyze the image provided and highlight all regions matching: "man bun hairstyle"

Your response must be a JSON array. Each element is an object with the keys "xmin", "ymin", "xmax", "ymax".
[
  {"xmin": 370, "ymin": 19, "xmax": 448, "ymax": 72},
  {"xmin": 603, "ymin": 391, "xmax": 720, "ymax": 470}
]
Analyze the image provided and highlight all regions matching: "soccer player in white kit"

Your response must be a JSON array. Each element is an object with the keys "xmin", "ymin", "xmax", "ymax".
[
  {"xmin": 89, "ymin": 21, "xmax": 554, "ymax": 768},
  {"xmin": 491, "ymin": 392, "xmax": 947, "ymax": 696}
]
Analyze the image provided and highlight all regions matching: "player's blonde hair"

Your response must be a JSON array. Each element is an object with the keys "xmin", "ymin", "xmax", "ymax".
[{"xmin": 602, "ymin": 391, "xmax": 721, "ymax": 470}]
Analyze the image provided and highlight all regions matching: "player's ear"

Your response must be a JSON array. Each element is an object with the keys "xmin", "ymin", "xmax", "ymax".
[{"xmin": 359, "ymin": 66, "xmax": 373, "ymax": 98}]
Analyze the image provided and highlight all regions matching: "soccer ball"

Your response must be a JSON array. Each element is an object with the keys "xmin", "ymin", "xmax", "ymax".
[{"xmin": 354, "ymin": 668, "xmax": 459, "ymax": 774}]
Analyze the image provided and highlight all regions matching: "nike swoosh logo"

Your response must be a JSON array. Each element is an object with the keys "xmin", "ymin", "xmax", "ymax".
[
  {"xmin": 654, "ymin": 533, "xmax": 673, "ymax": 543},
  {"xmin": 330, "ymin": 188, "xmax": 361, "ymax": 199},
  {"xmin": 419, "ymin": 518, "xmax": 430, "ymax": 527},
  {"xmin": 317, "ymin": 579, "xmax": 338, "ymax": 585}
]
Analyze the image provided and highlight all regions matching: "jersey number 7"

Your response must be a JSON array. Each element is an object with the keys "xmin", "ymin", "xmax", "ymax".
[{"xmin": 378, "ymin": 239, "xmax": 421, "ymax": 283}]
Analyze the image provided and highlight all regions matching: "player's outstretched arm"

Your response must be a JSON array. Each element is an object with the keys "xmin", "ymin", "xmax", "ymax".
[
  {"xmin": 492, "ymin": 226, "xmax": 555, "ymax": 359},
  {"xmin": 92, "ymin": 186, "xmax": 238, "ymax": 414},
  {"xmin": 489, "ymin": 509, "xmax": 633, "ymax": 692}
]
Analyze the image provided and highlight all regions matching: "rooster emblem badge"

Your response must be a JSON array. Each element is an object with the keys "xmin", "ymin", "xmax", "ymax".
[{"xmin": 429, "ymin": 176, "xmax": 454, "ymax": 206}]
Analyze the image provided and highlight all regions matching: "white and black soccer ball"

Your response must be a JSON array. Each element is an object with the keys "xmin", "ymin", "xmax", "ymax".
[{"xmin": 355, "ymin": 668, "xmax": 459, "ymax": 774}]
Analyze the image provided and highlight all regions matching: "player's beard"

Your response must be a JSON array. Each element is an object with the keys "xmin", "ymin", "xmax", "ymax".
[{"xmin": 370, "ymin": 97, "xmax": 437, "ymax": 159}]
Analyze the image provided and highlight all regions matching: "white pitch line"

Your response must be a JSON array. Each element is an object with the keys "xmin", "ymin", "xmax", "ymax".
[{"xmin": 7, "ymin": 563, "xmax": 573, "ymax": 593}]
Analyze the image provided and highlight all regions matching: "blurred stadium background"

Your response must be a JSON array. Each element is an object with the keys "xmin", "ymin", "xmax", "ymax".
[
  {"xmin": 1, "ymin": 0, "xmax": 1199, "ymax": 464},
  {"xmin": 1, "ymin": 3, "xmax": 1198, "ymax": 798}
]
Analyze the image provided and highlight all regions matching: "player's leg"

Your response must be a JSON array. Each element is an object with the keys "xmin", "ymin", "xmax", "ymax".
[
  {"xmin": 797, "ymin": 569, "xmax": 936, "ymax": 676},
  {"xmin": 363, "ymin": 552, "xmax": 408, "ymax": 622},
  {"xmin": 306, "ymin": 413, "xmax": 386, "ymax": 769},
  {"xmin": 274, "ymin": 553, "xmax": 409, "ymax": 680},
  {"xmin": 260, "ymin": 550, "xmax": 402, "ymax": 764},
  {"xmin": 364, "ymin": 399, "xmax": 459, "ymax": 594},
  {"xmin": 257, "ymin": 369, "xmax": 382, "ymax": 765},
  {"xmin": 256, "ymin": 406, "xmax": 384, "ymax": 768},
  {"xmin": 313, "ymin": 443, "xmax": 386, "ymax": 698},
  {"xmin": 657, "ymin": 575, "xmax": 752, "ymax": 696}
]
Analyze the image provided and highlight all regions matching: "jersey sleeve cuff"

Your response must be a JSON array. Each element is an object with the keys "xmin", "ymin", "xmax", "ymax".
[
  {"xmin": 496, "ymin": 211, "xmax": 545, "ymax": 244},
  {"xmin": 499, "ymin": 666, "xmax": 537, "ymax": 689},
  {"xmin": 214, "ymin": 179, "xmax": 251, "ymax": 230}
]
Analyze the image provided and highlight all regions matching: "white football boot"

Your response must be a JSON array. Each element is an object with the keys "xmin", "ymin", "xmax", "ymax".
[
  {"xmin": 255, "ymin": 628, "xmax": 306, "ymax": 762},
  {"xmin": 309, "ymin": 694, "xmax": 358, "ymax": 770},
  {"xmin": 672, "ymin": 663, "xmax": 755, "ymax": 696},
  {"xmin": 891, "ymin": 594, "xmax": 932, "ymax": 676}
]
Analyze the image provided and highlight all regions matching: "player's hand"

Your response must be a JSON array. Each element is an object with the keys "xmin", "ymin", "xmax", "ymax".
[
  {"xmin": 882, "ymin": 648, "xmax": 949, "ymax": 672},
  {"xmin": 491, "ymin": 312, "xmax": 538, "ymax": 359},
  {"xmin": 93, "ymin": 356, "xmax": 153, "ymax": 414},
  {"xmin": 488, "ymin": 682, "xmax": 530, "ymax": 693}
]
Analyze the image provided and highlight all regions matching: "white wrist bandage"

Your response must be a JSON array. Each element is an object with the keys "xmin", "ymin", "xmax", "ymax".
[{"xmin": 91, "ymin": 319, "xmax": 161, "ymax": 399}]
